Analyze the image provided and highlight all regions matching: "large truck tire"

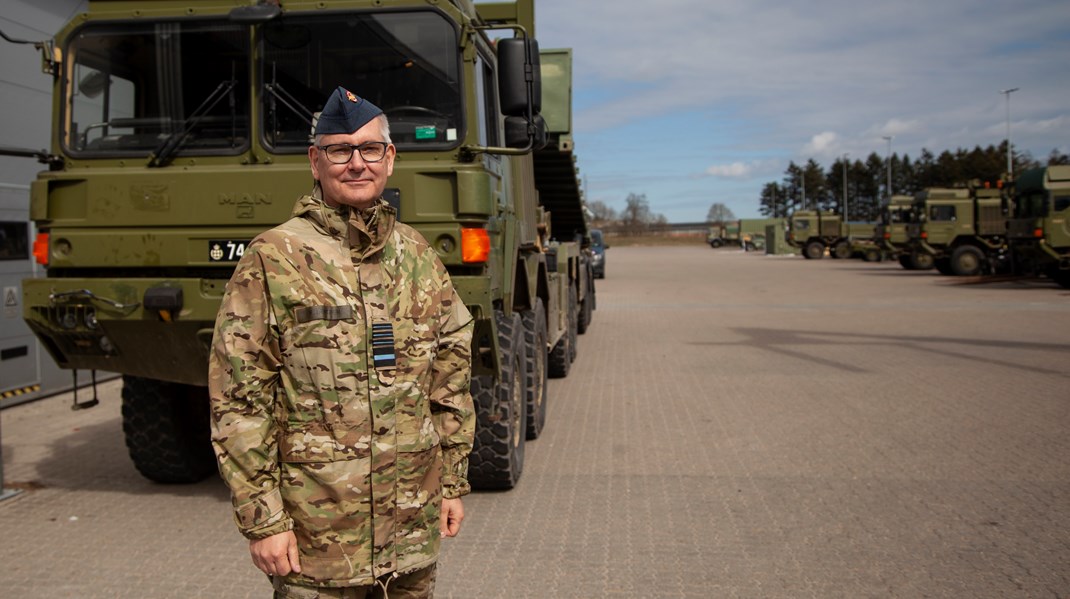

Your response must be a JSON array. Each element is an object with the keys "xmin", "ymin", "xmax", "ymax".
[
  {"xmin": 567, "ymin": 286, "xmax": 578, "ymax": 364},
  {"xmin": 548, "ymin": 286, "xmax": 577, "ymax": 378},
  {"xmin": 577, "ymin": 280, "xmax": 594, "ymax": 335},
  {"xmin": 804, "ymin": 241, "xmax": 825, "ymax": 260},
  {"xmin": 469, "ymin": 311, "xmax": 528, "ymax": 490},
  {"xmin": 898, "ymin": 255, "xmax": 913, "ymax": 269},
  {"xmin": 950, "ymin": 245, "xmax": 984, "ymax": 276},
  {"xmin": 121, "ymin": 375, "xmax": 217, "ymax": 484},
  {"xmin": 1048, "ymin": 268, "xmax": 1070, "ymax": 289},
  {"xmin": 521, "ymin": 299, "xmax": 548, "ymax": 440},
  {"xmin": 832, "ymin": 240, "xmax": 851, "ymax": 259},
  {"xmin": 909, "ymin": 251, "xmax": 935, "ymax": 271}
]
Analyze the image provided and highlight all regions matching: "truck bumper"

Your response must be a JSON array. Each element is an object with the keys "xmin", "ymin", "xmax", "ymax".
[{"xmin": 22, "ymin": 277, "xmax": 224, "ymax": 386}]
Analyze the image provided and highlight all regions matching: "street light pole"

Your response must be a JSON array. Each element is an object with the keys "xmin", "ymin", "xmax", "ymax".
[
  {"xmin": 1001, "ymin": 87, "xmax": 1019, "ymax": 179},
  {"xmin": 842, "ymin": 153, "xmax": 849, "ymax": 220},
  {"xmin": 881, "ymin": 135, "xmax": 894, "ymax": 200}
]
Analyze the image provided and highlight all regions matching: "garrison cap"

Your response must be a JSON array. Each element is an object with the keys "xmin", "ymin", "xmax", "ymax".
[{"xmin": 314, "ymin": 86, "xmax": 383, "ymax": 137}]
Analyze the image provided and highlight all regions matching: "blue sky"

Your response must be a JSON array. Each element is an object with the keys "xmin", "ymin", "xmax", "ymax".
[{"xmin": 533, "ymin": 0, "xmax": 1070, "ymax": 221}]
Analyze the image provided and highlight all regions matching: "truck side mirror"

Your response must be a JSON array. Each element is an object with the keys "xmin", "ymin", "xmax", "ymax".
[
  {"xmin": 505, "ymin": 115, "xmax": 547, "ymax": 150},
  {"xmin": 498, "ymin": 37, "xmax": 541, "ymax": 117}
]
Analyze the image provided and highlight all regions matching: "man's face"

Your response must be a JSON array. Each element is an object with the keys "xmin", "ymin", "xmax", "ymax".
[{"xmin": 308, "ymin": 118, "xmax": 395, "ymax": 210}]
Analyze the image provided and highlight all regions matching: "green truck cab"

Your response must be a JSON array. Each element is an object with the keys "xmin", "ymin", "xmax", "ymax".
[
  {"xmin": 873, "ymin": 195, "xmax": 922, "ymax": 266},
  {"xmin": 786, "ymin": 210, "xmax": 875, "ymax": 260},
  {"xmin": 20, "ymin": 0, "xmax": 593, "ymax": 489},
  {"xmin": 906, "ymin": 185, "xmax": 1009, "ymax": 276},
  {"xmin": 1008, "ymin": 165, "xmax": 1070, "ymax": 288}
]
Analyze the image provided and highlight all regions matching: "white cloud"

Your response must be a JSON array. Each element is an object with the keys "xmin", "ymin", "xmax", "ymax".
[
  {"xmin": 704, "ymin": 162, "xmax": 754, "ymax": 178},
  {"xmin": 802, "ymin": 132, "xmax": 839, "ymax": 157},
  {"xmin": 702, "ymin": 159, "xmax": 782, "ymax": 180}
]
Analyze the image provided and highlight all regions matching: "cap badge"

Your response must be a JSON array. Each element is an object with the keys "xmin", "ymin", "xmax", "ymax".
[{"xmin": 345, "ymin": 90, "xmax": 359, "ymax": 103}]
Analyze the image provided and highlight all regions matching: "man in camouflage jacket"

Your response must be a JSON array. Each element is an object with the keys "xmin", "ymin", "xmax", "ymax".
[{"xmin": 209, "ymin": 87, "xmax": 475, "ymax": 596}]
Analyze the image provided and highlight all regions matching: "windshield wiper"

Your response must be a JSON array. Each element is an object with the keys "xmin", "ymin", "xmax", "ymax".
[
  {"xmin": 264, "ymin": 63, "xmax": 315, "ymax": 133},
  {"xmin": 265, "ymin": 82, "xmax": 314, "ymax": 128},
  {"xmin": 147, "ymin": 79, "xmax": 236, "ymax": 167}
]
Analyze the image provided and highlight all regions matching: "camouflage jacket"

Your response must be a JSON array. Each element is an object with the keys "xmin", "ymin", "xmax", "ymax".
[{"xmin": 209, "ymin": 192, "xmax": 475, "ymax": 587}]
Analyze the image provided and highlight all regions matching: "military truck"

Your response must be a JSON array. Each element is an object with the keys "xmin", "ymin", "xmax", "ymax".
[
  {"xmin": 709, "ymin": 218, "xmax": 783, "ymax": 250},
  {"xmin": 786, "ymin": 210, "xmax": 875, "ymax": 260},
  {"xmin": 1007, "ymin": 165, "xmax": 1070, "ymax": 288},
  {"xmin": 872, "ymin": 195, "xmax": 936, "ymax": 269},
  {"xmin": 906, "ymin": 185, "xmax": 1009, "ymax": 276},
  {"xmin": 707, "ymin": 221, "xmax": 740, "ymax": 248},
  {"xmin": 17, "ymin": 0, "xmax": 593, "ymax": 490}
]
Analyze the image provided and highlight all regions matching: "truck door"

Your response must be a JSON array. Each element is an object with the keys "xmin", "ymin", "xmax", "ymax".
[{"xmin": 926, "ymin": 203, "xmax": 958, "ymax": 243}]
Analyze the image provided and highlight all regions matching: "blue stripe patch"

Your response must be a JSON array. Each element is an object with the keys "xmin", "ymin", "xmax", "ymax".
[{"xmin": 371, "ymin": 322, "xmax": 396, "ymax": 368}]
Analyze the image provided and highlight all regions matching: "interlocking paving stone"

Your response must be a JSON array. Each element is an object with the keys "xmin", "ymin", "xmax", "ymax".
[{"xmin": 2, "ymin": 247, "xmax": 1068, "ymax": 598}]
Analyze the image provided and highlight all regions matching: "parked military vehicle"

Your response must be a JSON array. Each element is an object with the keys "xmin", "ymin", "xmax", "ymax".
[
  {"xmin": 786, "ymin": 210, "xmax": 876, "ymax": 260},
  {"xmin": 872, "ymin": 195, "xmax": 935, "ymax": 269},
  {"xmin": 906, "ymin": 185, "xmax": 1009, "ymax": 276},
  {"xmin": 707, "ymin": 221, "xmax": 741, "ymax": 248},
  {"xmin": 1007, "ymin": 165, "xmax": 1070, "ymax": 288},
  {"xmin": 709, "ymin": 218, "xmax": 783, "ymax": 250},
  {"xmin": 18, "ymin": 0, "xmax": 592, "ymax": 490}
]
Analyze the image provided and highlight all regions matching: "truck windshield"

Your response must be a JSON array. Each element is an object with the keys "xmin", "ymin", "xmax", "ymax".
[
  {"xmin": 261, "ymin": 10, "xmax": 462, "ymax": 151},
  {"xmin": 65, "ymin": 21, "xmax": 249, "ymax": 156}
]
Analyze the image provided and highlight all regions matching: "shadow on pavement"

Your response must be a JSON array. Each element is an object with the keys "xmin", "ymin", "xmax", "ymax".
[
  {"xmin": 691, "ymin": 327, "xmax": 1070, "ymax": 377},
  {"xmin": 8, "ymin": 415, "xmax": 230, "ymax": 502}
]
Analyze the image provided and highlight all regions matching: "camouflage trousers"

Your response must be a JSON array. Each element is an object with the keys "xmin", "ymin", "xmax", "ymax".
[{"xmin": 271, "ymin": 564, "xmax": 437, "ymax": 599}]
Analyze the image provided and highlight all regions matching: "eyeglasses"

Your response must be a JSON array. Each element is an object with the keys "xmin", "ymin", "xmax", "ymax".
[{"xmin": 317, "ymin": 141, "xmax": 390, "ymax": 164}]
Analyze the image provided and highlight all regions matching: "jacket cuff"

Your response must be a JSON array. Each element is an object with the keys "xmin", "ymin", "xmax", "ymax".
[
  {"xmin": 234, "ymin": 488, "xmax": 292, "ymax": 539},
  {"xmin": 441, "ymin": 454, "xmax": 471, "ymax": 499}
]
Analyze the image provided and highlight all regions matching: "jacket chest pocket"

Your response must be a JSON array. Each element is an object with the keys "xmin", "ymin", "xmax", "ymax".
[{"xmin": 279, "ymin": 304, "xmax": 369, "ymax": 425}]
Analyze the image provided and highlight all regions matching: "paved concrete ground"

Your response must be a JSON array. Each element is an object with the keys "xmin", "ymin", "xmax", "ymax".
[{"xmin": 2, "ymin": 246, "xmax": 1069, "ymax": 598}]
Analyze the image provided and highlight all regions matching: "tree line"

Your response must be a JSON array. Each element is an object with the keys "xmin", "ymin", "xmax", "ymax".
[
  {"xmin": 758, "ymin": 144, "xmax": 1070, "ymax": 222},
  {"xmin": 588, "ymin": 192, "xmax": 670, "ymax": 235}
]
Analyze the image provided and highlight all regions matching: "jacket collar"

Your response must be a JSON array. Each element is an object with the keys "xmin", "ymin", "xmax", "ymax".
[{"xmin": 292, "ymin": 182, "xmax": 397, "ymax": 257}]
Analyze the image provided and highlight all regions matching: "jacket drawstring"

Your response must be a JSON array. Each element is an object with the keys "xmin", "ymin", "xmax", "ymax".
[{"xmin": 375, "ymin": 571, "xmax": 400, "ymax": 599}]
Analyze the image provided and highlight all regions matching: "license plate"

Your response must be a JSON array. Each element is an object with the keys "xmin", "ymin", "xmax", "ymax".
[{"xmin": 208, "ymin": 240, "xmax": 251, "ymax": 262}]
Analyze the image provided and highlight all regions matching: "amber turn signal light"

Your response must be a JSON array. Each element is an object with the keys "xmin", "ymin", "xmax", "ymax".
[
  {"xmin": 33, "ymin": 232, "xmax": 49, "ymax": 265},
  {"xmin": 461, "ymin": 228, "xmax": 490, "ymax": 263}
]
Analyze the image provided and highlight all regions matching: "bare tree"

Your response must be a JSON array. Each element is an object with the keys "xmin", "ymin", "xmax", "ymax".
[
  {"xmin": 706, "ymin": 202, "xmax": 736, "ymax": 224},
  {"xmin": 621, "ymin": 192, "xmax": 651, "ymax": 235},
  {"xmin": 588, "ymin": 200, "xmax": 617, "ymax": 224}
]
